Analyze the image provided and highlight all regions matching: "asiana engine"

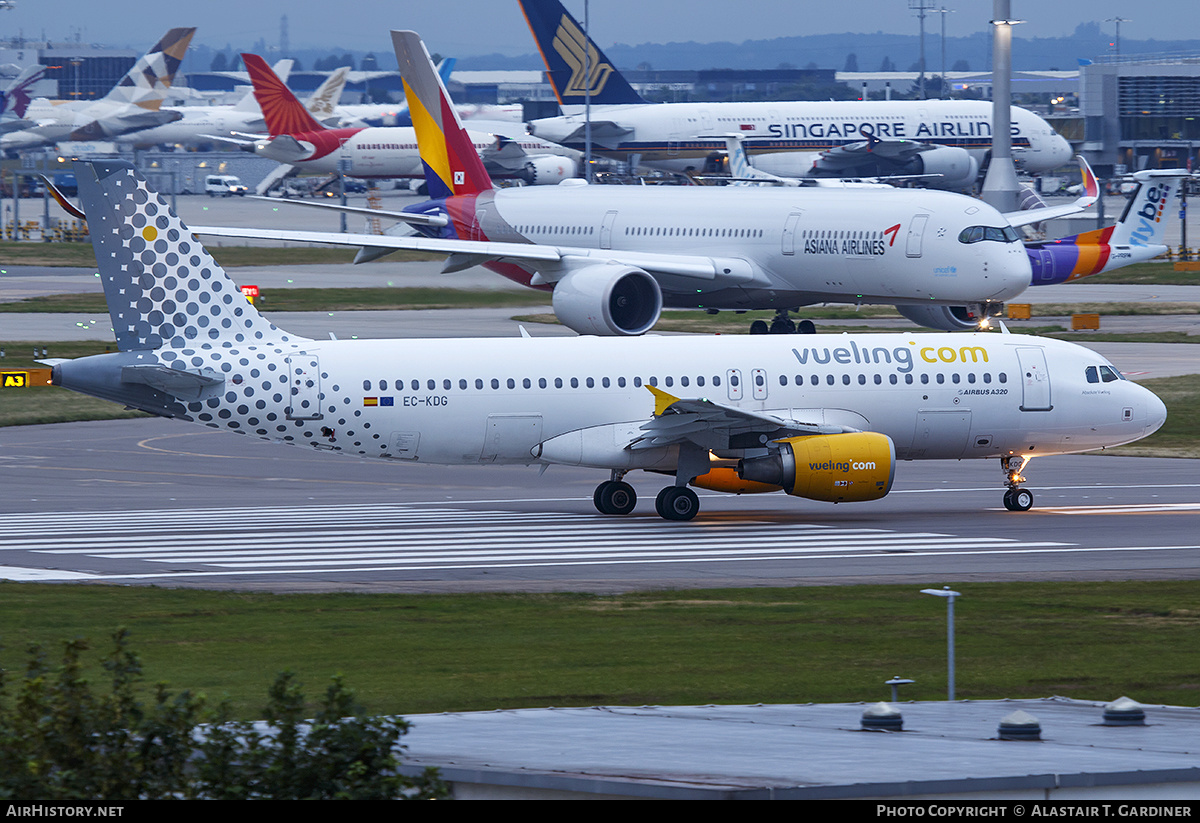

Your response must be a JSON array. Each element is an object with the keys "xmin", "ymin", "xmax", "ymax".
[
  {"xmin": 552, "ymin": 263, "xmax": 663, "ymax": 336},
  {"xmin": 734, "ymin": 432, "xmax": 896, "ymax": 502}
]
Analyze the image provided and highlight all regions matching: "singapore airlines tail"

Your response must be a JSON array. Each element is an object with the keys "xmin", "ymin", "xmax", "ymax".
[
  {"xmin": 518, "ymin": 0, "xmax": 646, "ymax": 107},
  {"xmin": 1029, "ymin": 170, "xmax": 1192, "ymax": 285},
  {"xmin": 391, "ymin": 30, "xmax": 493, "ymax": 199},
  {"xmin": 243, "ymin": 53, "xmax": 327, "ymax": 137}
]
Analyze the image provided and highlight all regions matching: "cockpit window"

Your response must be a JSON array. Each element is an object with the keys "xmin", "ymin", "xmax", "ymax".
[
  {"xmin": 958, "ymin": 225, "xmax": 1021, "ymax": 244},
  {"xmin": 1088, "ymin": 364, "xmax": 1124, "ymax": 383}
]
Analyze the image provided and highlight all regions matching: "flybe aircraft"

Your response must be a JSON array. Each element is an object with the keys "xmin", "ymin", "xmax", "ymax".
[
  {"xmin": 194, "ymin": 31, "xmax": 1048, "ymax": 339},
  {"xmin": 236, "ymin": 53, "xmax": 580, "ymax": 186},
  {"xmin": 1, "ymin": 28, "xmax": 195, "ymax": 152},
  {"xmin": 518, "ymin": 0, "xmax": 1072, "ymax": 187},
  {"xmin": 51, "ymin": 160, "xmax": 1165, "ymax": 520}
]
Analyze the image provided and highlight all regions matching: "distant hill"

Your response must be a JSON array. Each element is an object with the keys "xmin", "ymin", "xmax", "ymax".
[{"xmin": 183, "ymin": 22, "xmax": 1200, "ymax": 76}]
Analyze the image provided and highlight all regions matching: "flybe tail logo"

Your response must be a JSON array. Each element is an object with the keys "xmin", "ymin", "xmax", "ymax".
[
  {"xmin": 553, "ymin": 15, "xmax": 613, "ymax": 97},
  {"xmin": 1128, "ymin": 182, "xmax": 1174, "ymax": 248}
]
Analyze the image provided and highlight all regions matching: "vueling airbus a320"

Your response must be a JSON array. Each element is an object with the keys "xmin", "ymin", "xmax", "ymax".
[{"xmin": 49, "ymin": 160, "xmax": 1164, "ymax": 520}]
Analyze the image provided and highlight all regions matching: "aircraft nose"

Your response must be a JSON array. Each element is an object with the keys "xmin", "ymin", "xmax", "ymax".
[
  {"xmin": 992, "ymin": 251, "xmax": 1032, "ymax": 300},
  {"xmin": 1052, "ymin": 133, "xmax": 1073, "ymax": 165},
  {"xmin": 1143, "ymin": 386, "xmax": 1168, "ymax": 437}
]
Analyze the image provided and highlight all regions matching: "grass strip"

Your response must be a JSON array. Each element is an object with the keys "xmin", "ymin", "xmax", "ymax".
[
  {"xmin": 0, "ymin": 581, "xmax": 1198, "ymax": 718},
  {"xmin": 0, "ymin": 288, "xmax": 552, "ymax": 314},
  {"xmin": 0, "ymin": 241, "xmax": 440, "ymax": 269}
]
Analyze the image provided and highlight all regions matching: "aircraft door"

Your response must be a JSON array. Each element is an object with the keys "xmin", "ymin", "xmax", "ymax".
[
  {"xmin": 1031, "ymin": 249, "xmax": 1056, "ymax": 285},
  {"xmin": 905, "ymin": 214, "xmax": 929, "ymax": 257},
  {"xmin": 285, "ymin": 355, "xmax": 323, "ymax": 420},
  {"xmin": 726, "ymin": 369, "xmax": 743, "ymax": 401},
  {"xmin": 600, "ymin": 210, "xmax": 618, "ymax": 249},
  {"xmin": 1016, "ymin": 347, "xmax": 1053, "ymax": 411},
  {"xmin": 751, "ymin": 368, "xmax": 768, "ymax": 400},
  {"xmin": 782, "ymin": 212, "xmax": 802, "ymax": 255}
]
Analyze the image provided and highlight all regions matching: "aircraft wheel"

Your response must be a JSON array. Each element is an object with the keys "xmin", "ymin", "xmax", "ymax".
[
  {"xmin": 749, "ymin": 320, "xmax": 769, "ymax": 335},
  {"xmin": 656, "ymin": 486, "xmax": 699, "ymax": 521},
  {"xmin": 600, "ymin": 481, "xmax": 637, "ymax": 515},
  {"xmin": 593, "ymin": 481, "xmax": 614, "ymax": 513},
  {"xmin": 769, "ymin": 318, "xmax": 795, "ymax": 334},
  {"xmin": 796, "ymin": 319, "xmax": 816, "ymax": 335},
  {"xmin": 1003, "ymin": 487, "xmax": 1034, "ymax": 512}
]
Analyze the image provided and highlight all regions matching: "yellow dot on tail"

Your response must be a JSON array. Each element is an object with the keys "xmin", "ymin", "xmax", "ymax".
[{"xmin": 142, "ymin": 226, "xmax": 157, "ymax": 242}]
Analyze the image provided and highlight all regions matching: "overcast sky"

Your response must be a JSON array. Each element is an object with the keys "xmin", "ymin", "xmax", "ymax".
[{"xmin": 2, "ymin": 1, "xmax": 1188, "ymax": 56}]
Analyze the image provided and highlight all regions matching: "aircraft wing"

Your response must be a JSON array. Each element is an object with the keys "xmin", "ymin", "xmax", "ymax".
[
  {"xmin": 191, "ymin": 224, "xmax": 757, "ymax": 283},
  {"xmin": 630, "ymin": 386, "xmax": 851, "ymax": 452},
  {"xmin": 0, "ymin": 118, "xmax": 34, "ymax": 135},
  {"xmin": 544, "ymin": 121, "xmax": 632, "ymax": 147},
  {"xmin": 245, "ymin": 195, "xmax": 449, "ymax": 228},
  {"xmin": 69, "ymin": 108, "xmax": 183, "ymax": 141},
  {"xmin": 1003, "ymin": 156, "xmax": 1098, "ymax": 229}
]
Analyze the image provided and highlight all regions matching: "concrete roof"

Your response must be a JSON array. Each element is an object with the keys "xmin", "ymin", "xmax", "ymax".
[{"xmin": 397, "ymin": 697, "xmax": 1200, "ymax": 800}]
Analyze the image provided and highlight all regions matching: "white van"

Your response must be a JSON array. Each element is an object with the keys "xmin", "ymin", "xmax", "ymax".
[{"xmin": 204, "ymin": 175, "xmax": 248, "ymax": 197}]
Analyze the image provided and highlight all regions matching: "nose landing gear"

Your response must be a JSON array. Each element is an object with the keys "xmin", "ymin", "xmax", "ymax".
[{"xmin": 1001, "ymin": 455, "xmax": 1033, "ymax": 512}]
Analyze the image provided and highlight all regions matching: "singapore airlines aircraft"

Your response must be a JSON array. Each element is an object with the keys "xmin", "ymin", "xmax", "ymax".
[
  {"xmin": 51, "ymin": 160, "xmax": 1164, "ymax": 520},
  {"xmin": 1, "ymin": 28, "xmax": 195, "ymax": 151},
  {"xmin": 194, "ymin": 31, "xmax": 1050, "ymax": 338},
  {"xmin": 237, "ymin": 53, "xmax": 580, "ymax": 185},
  {"xmin": 518, "ymin": 0, "xmax": 1073, "ymax": 187}
]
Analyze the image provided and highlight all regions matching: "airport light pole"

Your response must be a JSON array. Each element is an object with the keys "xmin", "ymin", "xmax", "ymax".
[
  {"xmin": 929, "ymin": 7, "xmax": 954, "ymax": 99},
  {"xmin": 1105, "ymin": 17, "xmax": 1131, "ymax": 58},
  {"xmin": 920, "ymin": 586, "xmax": 961, "ymax": 700},
  {"xmin": 909, "ymin": 0, "xmax": 933, "ymax": 99},
  {"xmin": 584, "ymin": 0, "xmax": 592, "ymax": 183},
  {"xmin": 980, "ymin": 0, "xmax": 1024, "ymax": 214}
]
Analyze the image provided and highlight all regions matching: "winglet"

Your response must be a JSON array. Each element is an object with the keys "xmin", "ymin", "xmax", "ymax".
[
  {"xmin": 647, "ymin": 385, "xmax": 680, "ymax": 416},
  {"xmin": 391, "ymin": 30, "xmax": 493, "ymax": 199},
  {"xmin": 40, "ymin": 175, "xmax": 87, "ymax": 220},
  {"xmin": 243, "ymin": 53, "xmax": 326, "ymax": 136}
]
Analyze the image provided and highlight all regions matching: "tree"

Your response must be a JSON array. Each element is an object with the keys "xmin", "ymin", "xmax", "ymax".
[
  {"xmin": 879, "ymin": 56, "xmax": 896, "ymax": 72},
  {"xmin": 0, "ymin": 631, "xmax": 447, "ymax": 800},
  {"xmin": 210, "ymin": 52, "xmax": 228, "ymax": 73},
  {"xmin": 844, "ymin": 53, "xmax": 858, "ymax": 72}
]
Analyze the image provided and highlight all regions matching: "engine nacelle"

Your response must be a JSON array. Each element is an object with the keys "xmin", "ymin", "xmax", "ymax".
[
  {"xmin": 737, "ymin": 432, "xmax": 895, "ymax": 503},
  {"xmin": 895, "ymin": 304, "xmax": 1002, "ymax": 331},
  {"xmin": 523, "ymin": 155, "xmax": 580, "ymax": 185},
  {"xmin": 552, "ymin": 264, "xmax": 663, "ymax": 336},
  {"xmin": 691, "ymin": 467, "xmax": 782, "ymax": 495},
  {"xmin": 910, "ymin": 146, "xmax": 979, "ymax": 190}
]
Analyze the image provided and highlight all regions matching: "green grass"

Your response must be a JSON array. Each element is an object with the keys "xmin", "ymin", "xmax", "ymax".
[
  {"xmin": 0, "ymin": 241, "xmax": 440, "ymax": 269},
  {"xmin": 1, "ymin": 582, "xmax": 1198, "ymax": 718},
  {"xmin": 0, "ymin": 288, "xmax": 551, "ymax": 314}
]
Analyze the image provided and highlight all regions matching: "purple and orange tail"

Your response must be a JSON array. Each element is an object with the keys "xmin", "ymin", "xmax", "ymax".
[
  {"xmin": 391, "ymin": 30, "xmax": 492, "ymax": 200},
  {"xmin": 242, "ymin": 53, "xmax": 325, "ymax": 137}
]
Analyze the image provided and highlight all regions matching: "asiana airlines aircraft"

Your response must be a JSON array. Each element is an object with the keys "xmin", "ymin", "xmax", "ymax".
[
  {"xmin": 49, "ymin": 160, "xmax": 1165, "ymax": 521},
  {"xmin": 194, "ymin": 31, "xmax": 1095, "ymax": 339}
]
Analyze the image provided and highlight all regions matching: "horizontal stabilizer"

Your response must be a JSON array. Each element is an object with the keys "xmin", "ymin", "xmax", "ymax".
[{"xmin": 121, "ymin": 364, "xmax": 224, "ymax": 400}]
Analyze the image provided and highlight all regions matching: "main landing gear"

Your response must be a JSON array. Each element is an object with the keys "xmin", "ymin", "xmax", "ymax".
[
  {"xmin": 591, "ymin": 472, "xmax": 702, "ymax": 521},
  {"xmin": 1001, "ymin": 455, "xmax": 1034, "ymax": 512},
  {"xmin": 748, "ymin": 310, "xmax": 816, "ymax": 336}
]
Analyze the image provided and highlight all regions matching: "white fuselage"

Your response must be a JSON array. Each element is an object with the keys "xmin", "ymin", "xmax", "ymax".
[
  {"xmin": 268, "ymin": 126, "xmax": 576, "ymax": 178},
  {"xmin": 471, "ymin": 183, "xmax": 1032, "ymax": 307},
  {"xmin": 531, "ymin": 99, "xmax": 1072, "ymax": 174},
  {"xmin": 120, "ymin": 106, "xmax": 267, "ymax": 148},
  {"xmin": 78, "ymin": 333, "xmax": 1161, "ymax": 471}
]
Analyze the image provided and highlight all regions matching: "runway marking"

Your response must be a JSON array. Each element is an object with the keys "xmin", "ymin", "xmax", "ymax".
[
  {"xmin": 0, "ymin": 503, "xmax": 1077, "ymax": 582},
  {"xmin": 1030, "ymin": 503, "xmax": 1200, "ymax": 515},
  {"xmin": 1, "ymin": 503, "xmax": 1196, "ymax": 583}
]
